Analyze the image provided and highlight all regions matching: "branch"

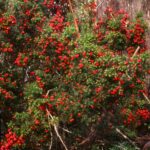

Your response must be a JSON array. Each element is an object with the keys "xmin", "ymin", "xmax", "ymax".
[
  {"xmin": 115, "ymin": 128, "xmax": 140, "ymax": 150},
  {"xmin": 79, "ymin": 126, "xmax": 97, "ymax": 146},
  {"xmin": 53, "ymin": 125, "xmax": 68, "ymax": 150},
  {"xmin": 46, "ymin": 109, "xmax": 69, "ymax": 150},
  {"xmin": 47, "ymin": 113, "xmax": 53, "ymax": 150},
  {"xmin": 143, "ymin": 93, "xmax": 150, "ymax": 104},
  {"xmin": 49, "ymin": 129, "xmax": 53, "ymax": 150},
  {"xmin": 58, "ymin": 127, "xmax": 72, "ymax": 134},
  {"xmin": 67, "ymin": 0, "xmax": 80, "ymax": 37},
  {"xmin": 46, "ymin": 89, "xmax": 54, "ymax": 97},
  {"xmin": 125, "ymin": 70, "xmax": 132, "ymax": 79},
  {"xmin": 131, "ymin": 46, "xmax": 140, "ymax": 59},
  {"xmin": 96, "ymin": 0, "xmax": 105, "ymax": 10}
]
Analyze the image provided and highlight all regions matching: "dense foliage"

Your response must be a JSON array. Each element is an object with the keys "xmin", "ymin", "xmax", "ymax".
[{"xmin": 0, "ymin": 0, "xmax": 150, "ymax": 149}]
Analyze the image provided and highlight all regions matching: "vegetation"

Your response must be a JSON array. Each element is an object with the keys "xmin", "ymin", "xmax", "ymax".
[{"xmin": 0, "ymin": 0, "xmax": 149, "ymax": 149}]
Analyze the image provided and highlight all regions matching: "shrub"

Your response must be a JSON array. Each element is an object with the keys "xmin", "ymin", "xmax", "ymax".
[{"xmin": 0, "ymin": 0, "xmax": 149, "ymax": 149}]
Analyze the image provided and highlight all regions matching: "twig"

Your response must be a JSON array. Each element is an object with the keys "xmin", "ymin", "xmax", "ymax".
[
  {"xmin": 46, "ymin": 109, "xmax": 68, "ymax": 150},
  {"xmin": 125, "ymin": 46, "xmax": 140, "ymax": 79},
  {"xmin": 115, "ymin": 128, "xmax": 140, "ymax": 150},
  {"xmin": 143, "ymin": 93, "xmax": 150, "ymax": 104},
  {"xmin": 46, "ymin": 89, "xmax": 54, "ymax": 97},
  {"xmin": 131, "ymin": 46, "xmax": 140, "ymax": 59},
  {"xmin": 49, "ymin": 129, "xmax": 53, "ymax": 150},
  {"xmin": 47, "ymin": 113, "xmax": 53, "ymax": 150},
  {"xmin": 79, "ymin": 127, "xmax": 97, "ymax": 146},
  {"xmin": 96, "ymin": 0, "xmax": 105, "ymax": 10},
  {"xmin": 59, "ymin": 127, "xmax": 72, "ymax": 134},
  {"xmin": 125, "ymin": 70, "xmax": 131, "ymax": 79},
  {"xmin": 116, "ymin": 145, "xmax": 126, "ymax": 150},
  {"xmin": 53, "ymin": 125, "xmax": 68, "ymax": 150},
  {"xmin": 55, "ymin": 70, "xmax": 61, "ymax": 76}
]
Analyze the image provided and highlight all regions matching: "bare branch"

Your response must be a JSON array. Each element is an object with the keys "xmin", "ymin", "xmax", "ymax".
[
  {"xmin": 115, "ymin": 128, "xmax": 140, "ymax": 150},
  {"xmin": 59, "ymin": 127, "xmax": 72, "ymax": 134},
  {"xmin": 96, "ymin": 0, "xmax": 105, "ymax": 10},
  {"xmin": 47, "ymin": 113, "xmax": 53, "ymax": 150},
  {"xmin": 143, "ymin": 93, "xmax": 150, "ymax": 104},
  {"xmin": 49, "ymin": 129, "xmax": 53, "ymax": 150},
  {"xmin": 46, "ymin": 109, "xmax": 69, "ymax": 150},
  {"xmin": 67, "ymin": 0, "xmax": 80, "ymax": 37},
  {"xmin": 131, "ymin": 46, "xmax": 140, "ymax": 59},
  {"xmin": 46, "ymin": 89, "xmax": 54, "ymax": 97}
]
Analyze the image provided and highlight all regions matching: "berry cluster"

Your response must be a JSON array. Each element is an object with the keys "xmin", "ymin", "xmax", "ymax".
[{"xmin": 0, "ymin": 129, "xmax": 24, "ymax": 150}]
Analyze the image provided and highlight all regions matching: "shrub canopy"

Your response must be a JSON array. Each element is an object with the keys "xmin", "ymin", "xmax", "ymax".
[{"xmin": 0, "ymin": 1, "xmax": 150, "ymax": 150}]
